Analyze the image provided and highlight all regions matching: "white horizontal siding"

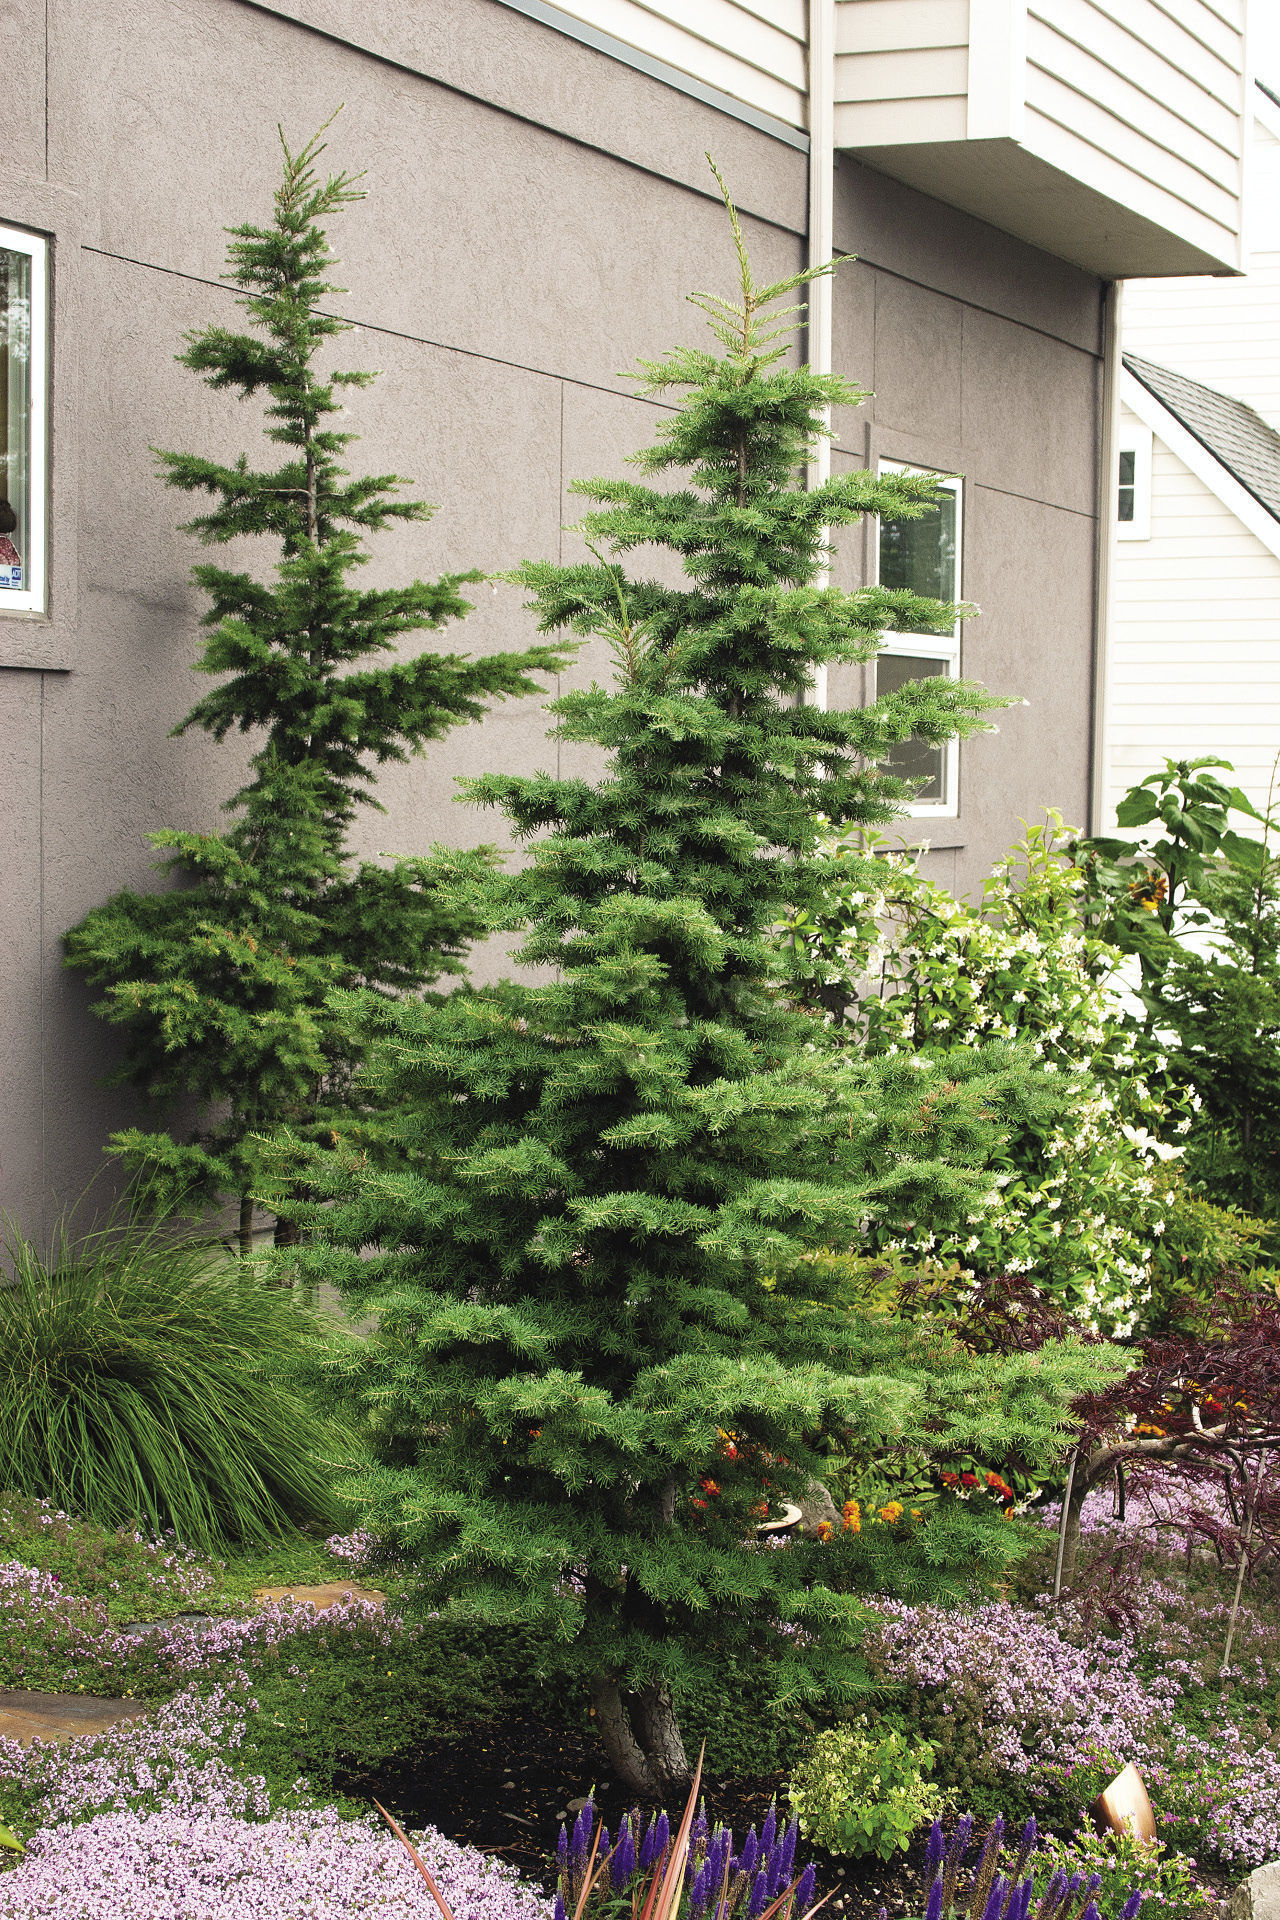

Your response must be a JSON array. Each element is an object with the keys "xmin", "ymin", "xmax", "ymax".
[
  {"xmin": 1108, "ymin": 415, "xmax": 1280, "ymax": 822},
  {"xmin": 544, "ymin": 0, "xmax": 808, "ymax": 127},
  {"xmin": 1123, "ymin": 116, "xmax": 1280, "ymax": 434},
  {"xmin": 1024, "ymin": 0, "xmax": 1245, "ymax": 265}
]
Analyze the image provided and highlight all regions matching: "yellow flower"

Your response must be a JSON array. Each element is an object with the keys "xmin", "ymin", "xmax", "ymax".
[{"xmin": 879, "ymin": 1501, "xmax": 904, "ymax": 1524}]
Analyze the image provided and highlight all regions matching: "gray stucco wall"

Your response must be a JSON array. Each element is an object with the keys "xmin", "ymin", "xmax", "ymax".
[{"xmin": 1, "ymin": 0, "xmax": 1103, "ymax": 1231}]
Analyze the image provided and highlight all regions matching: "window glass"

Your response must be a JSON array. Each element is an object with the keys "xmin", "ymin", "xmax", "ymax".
[
  {"xmin": 876, "ymin": 463, "xmax": 962, "ymax": 815},
  {"xmin": 875, "ymin": 652, "xmax": 947, "ymax": 802},
  {"xmin": 1117, "ymin": 448, "xmax": 1136, "ymax": 523},
  {"xmin": 878, "ymin": 485, "xmax": 957, "ymax": 612},
  {"xmin": 0, "ymin": 228, "xmax": 46, "ymax": 610}
]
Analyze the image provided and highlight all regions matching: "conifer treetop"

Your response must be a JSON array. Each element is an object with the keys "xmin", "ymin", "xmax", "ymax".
[{"xmin": 155, "ymin": 111, "xmax": 564, "ymax": 840}]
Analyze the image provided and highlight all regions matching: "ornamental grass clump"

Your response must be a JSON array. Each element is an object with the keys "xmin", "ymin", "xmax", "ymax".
[{"xmin": 0, "ymin": 1206, "xmax": 346, "ymax": 1548}]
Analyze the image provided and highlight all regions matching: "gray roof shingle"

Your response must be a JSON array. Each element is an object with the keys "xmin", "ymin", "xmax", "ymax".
[{"xmin": 1124, "ymin": 354, "xmax": 1280, "ymax": 524}]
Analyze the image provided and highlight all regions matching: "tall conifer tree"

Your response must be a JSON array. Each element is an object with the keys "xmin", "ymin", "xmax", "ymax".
[
  {"xmin": 65, "ymin": 121, "xmax": 563, "ymax": 1247},
  {"xmin": 306, "ymin": 172, "xmax": 1100, "ymax": 1790}
]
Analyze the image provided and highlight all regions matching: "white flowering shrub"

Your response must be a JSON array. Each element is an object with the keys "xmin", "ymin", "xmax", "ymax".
[{"xmin": 784, "ymin": 818, "xmax": 1187, "ymax": 1336}]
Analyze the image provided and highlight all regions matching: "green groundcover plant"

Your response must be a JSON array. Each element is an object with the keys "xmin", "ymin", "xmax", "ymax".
[
  {"xmin": 285, "ymin": 166, "xmax": 1117, "ymax": 1797},
  {"xmin": 0, "ymin": 1207, "xmax": 347, "ymax": 1548}
]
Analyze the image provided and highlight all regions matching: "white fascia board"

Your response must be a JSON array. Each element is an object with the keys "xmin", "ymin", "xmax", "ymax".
[
  {"xmin": 1255, "ymin": 86, "xmax": 1280, "ymax": 147},
  {"xmin": 1120, "ymin": 367, "xmax": 1280, "ymax": 564}
]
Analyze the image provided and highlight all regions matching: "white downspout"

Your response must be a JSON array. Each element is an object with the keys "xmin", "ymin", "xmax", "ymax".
[
  {"xmin": 1090, "ymin": 278, "xmax": 1123, "ymax": 834},
  {"xmin": 804, "ymin": 0, "xmax": 836, "ymax": 708}
]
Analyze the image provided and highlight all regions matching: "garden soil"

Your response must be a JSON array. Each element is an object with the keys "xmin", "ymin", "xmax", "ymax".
[{"xmin": 343, "ymin": 1712, "xmax": 931, "ymax": 1919}]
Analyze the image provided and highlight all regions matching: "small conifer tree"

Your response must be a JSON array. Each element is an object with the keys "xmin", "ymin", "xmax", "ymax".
[
  {"xmin": 304, "ymin": 170, "xmax": 1107, "ymax": 1792},
  {"xmin": 65, "ymin": 120, "xmax": 562, "ymax": 1247}
]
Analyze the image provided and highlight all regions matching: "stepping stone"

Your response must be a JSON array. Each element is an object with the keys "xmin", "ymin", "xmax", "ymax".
[
  {"xmin": 0, "ymin": 1689, "xmax": 147, "ymax": 1749},
  {"xmin": 253, "ymin": 1580, "xmax": 386, "ymax": 1611}
]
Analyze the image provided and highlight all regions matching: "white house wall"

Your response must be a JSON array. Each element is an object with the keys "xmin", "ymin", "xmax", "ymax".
[
  {"xmin": 1109, "ymin": 402, "xmax": 1280, "ymax": 820},
  {"xmin": 1124, "ymin": 105, "xmax": 1280, "ymax": 433}
]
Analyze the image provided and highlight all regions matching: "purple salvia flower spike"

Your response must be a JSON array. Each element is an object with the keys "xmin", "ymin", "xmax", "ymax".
[
  {"xmin": 612, "ymin": 1819, "xmax": 637, "ymax": 1891},
  {"xmin": 780, "ymin": 1820, "xmax": 798, "ymax": 1881},
  {"xmin": 557, "ymin": 1826, "xmax": 569, "ymax": 1875},
  {"xmin": 1036, "ymin": 1869, "xmax": 1068, "ymax": 1920},
  {"xmin": 968, "ymin": 1820, "xmax": 1006, "ymax": 1920},
  {"xmin": 639, "ymin": 1819, "xmax": 659, "ymax": 1873},
  {"xmin": 926, "ymin": 1821, "xmax": 945, "ymax": 1885},
  {"xmin": 1120, "ymin": 1896, "xmax": 1143, "ymax": 1920},
  {"xmin": 796, "ymin": 1864, "xmax": 817, "ymax": 1915},
  {"xmin": 655, "ymin": 1812, "xmax": 670, "ymax": 1863},
  {"xmin": 692, "ymin": 1805, "xmax": 710, "ymax": 1860},
  {"xmin": 1079, "ymin": 1903, "xmax": 1102, "ymax": 1920},
  {"xmin": 740, "ymin": 1832, "xmax": 759, "ymax": 1881},
  {"xmin": 599, "ymin": 1826, "xmax": 611, "ymax": 1863},
  {"xmin": 942, "ymin": 1817, "xmax": 974, "ymax": 1914},
  {"xmin": 981, "ymin": 1872, "xmax": 1009, "ymax": 1920},
  {"xmin": 926, "ymin": 1878, "xmax": 945, "ymax": 1920},
  {"xmin": 690, "ymin": 1863, "xmax": 712, "ymax": 1915},
  {"xmin": 1010, "ymin": 1820, "xmax": 1037, "ymax": 1890},
  {"xmin": 749, "ymin": 1870, "xmax": 770, "ymax": 1918},
  {"xmin": 761, "ymin": 1806, "xmax": 778, "ymax": 1857},
  {"xmin": 555, "ymin": 1896, "xmax": 567, "ymax": 1920}
]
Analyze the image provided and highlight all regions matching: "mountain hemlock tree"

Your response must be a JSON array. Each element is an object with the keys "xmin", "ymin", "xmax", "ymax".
[
  {"xmin": 64, "ymin": 121, "xmax": 563, "ymax": 1250},
  {"xmin": 304, "ymin": 169, "xmax": 1102, "ymax": 1794}
]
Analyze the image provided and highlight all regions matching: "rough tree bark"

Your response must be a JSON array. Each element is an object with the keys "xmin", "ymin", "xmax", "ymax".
[{"xmin": 591, "ymin": 1677, "xmax": 692, "ymax": 1798}]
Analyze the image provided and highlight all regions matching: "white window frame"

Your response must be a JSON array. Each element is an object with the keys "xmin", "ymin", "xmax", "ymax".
[
  {"xmin": 875, "ymin": 459, "xmax": 962, "ymax": 819},
  {"xmin": 1116, "ymin": 424, "xmax": 1152, "ymax": 541},
  {"xmin": 0, "ymin": 223, "xmax": 49, "ymax": 615}
]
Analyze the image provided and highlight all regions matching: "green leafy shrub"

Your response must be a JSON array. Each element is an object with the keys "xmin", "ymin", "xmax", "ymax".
[
  {"xmin": 0, "ymin": 1209, "xmax": 349, "ymax": 1548},
  {"xmin": 787, "ymin": 1718, "xmax": 949, "ymax": 1859},
  {"xmin": 1079, "ymin": 757, "xmax": 1280, "ymax": 1221}
]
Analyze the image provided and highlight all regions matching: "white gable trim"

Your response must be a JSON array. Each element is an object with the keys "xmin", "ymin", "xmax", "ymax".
[
  {"xmin": 1120, "ymin": 368, "xmax": 1280, "ymax": 565},
  {"xmin": 1255, "ymin": 87, "xmax": 1280, "ymax": 147}
]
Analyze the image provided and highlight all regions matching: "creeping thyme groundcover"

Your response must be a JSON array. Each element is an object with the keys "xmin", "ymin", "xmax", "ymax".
[{"xmin": 6, "ymin": 1472, "xmax": 1280, "ymax": 1915}]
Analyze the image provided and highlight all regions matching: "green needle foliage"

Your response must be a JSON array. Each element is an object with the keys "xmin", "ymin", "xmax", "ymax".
[
  {"xmin": 0, "ymin": 1205, "xmax": 347, "ymax": 1548},
  {"xmin": 302, "ymin": 166, "xmax": 1098, "ymax": 1796},
  {"xmin": 64, "ymin": 118, "xmax": 563, "ymax": 1246}
]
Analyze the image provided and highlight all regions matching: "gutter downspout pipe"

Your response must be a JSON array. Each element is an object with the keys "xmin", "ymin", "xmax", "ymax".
[
  {"xmin": 805, "ymin": 0, "xmax": 836, "ymax": 709},
  {"xmin": 1090, "ymin": 277, "xmax": 1123, "ymax": 833}
]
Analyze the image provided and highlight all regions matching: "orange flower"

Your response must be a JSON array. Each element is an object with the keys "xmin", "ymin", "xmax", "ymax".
[
  {"xmin": 815, "ymin": 1520, "xmax": 834, "ymax": 1541},
  {"xmin": 879, "ymin": 1501, "xmax": 904, "ymax": 1524},
  {"xmin": 699, "ymin": 1477, "xmax": 721, "ymax": 1497},
  {"xmin": 842, "ymin": 1499, "xmax": 862, "ymax": 1534}
]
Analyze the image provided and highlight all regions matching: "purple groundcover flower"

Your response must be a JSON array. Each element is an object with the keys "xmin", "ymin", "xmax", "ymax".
[{"xmin": 0, "ymin": 1808, "xmax": 554, "ymax": 1920}]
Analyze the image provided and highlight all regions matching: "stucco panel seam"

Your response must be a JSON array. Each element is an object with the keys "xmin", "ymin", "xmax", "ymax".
[{"xmin": 80, "ymin": 245, "xmax": 690, "ymax": 413}]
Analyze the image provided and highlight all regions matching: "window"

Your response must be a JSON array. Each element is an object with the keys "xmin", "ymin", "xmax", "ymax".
[
  {"xmin": 1116, "ymin": 425, "xmax": 1151, "ymax": 541},
  {"xmin": 0, "ymin": 225, "xmax": 48, "ymax": 613},
  {"xmin": 875, "ymin": 461, "xmax": 962, "ymax": 815}
]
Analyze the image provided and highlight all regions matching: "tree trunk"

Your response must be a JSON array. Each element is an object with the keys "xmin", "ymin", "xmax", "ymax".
[
  {"xmin": 1055, "ymin": 1456, "xmax": 1089, "ymax": 1594},
  {"xmin": 634, "ymin": 1681, "xmax": 691, "ymax": 1795},
  {"xmin": 238, "ymin": 1193, "xmax": 255, "ymax": 1259},
  {"xmin": 591, "ymin": 1678, "xmax": 692, "ymax": 1799},
  {"xmin": 273, "ymin": 1211, "xmax": 301, "ymax": 1251}
]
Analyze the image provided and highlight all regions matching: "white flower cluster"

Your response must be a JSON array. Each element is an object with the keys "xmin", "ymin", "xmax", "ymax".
[{"xmin": 792, "ymin": 820, "xmax": 1184, "ymax": 1335}]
